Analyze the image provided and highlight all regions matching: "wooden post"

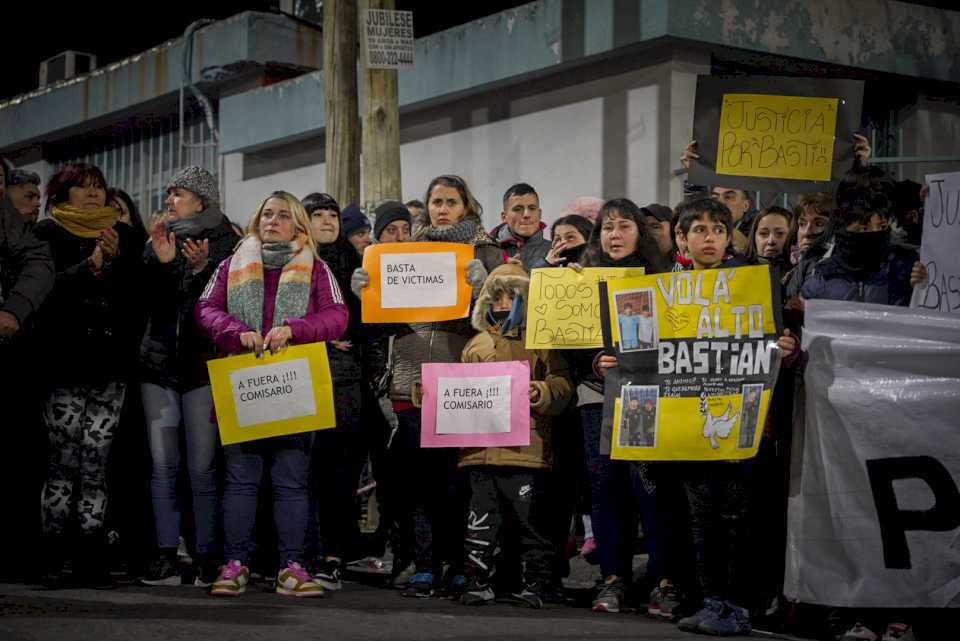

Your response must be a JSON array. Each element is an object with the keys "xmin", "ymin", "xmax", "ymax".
[
  {"xmin": 324, "ymin": 0, "xmax": 360, "ymax": 206},
  {"xmin": 359, "ymin": 0, "xmax": 402, "ymax": 214}
]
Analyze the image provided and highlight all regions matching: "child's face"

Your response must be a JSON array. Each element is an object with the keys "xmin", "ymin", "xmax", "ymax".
[
  {"xmin": 797, "ymin": 207, "xmax": 829, "ymax": 251},
  {"xmin": 629, "ymin": 399, "xmax": 640, "ymax": 409},
  {"xmin": 681, "ymin": 214, "xmax": 729, "ymax": 269},
  {"xmin": 643, "ymin": 400, "xmax": 653, "ymax": 411},
  {"xmin": 492, "ymin": 291, "xmax": 514, "ymax": 312},
  {"xmin": 622, "ymin": 305, "xmax": 634, "ymax": 316},
  {"xmin": 845, "ymin": 213, "xmax": 889, "ymax": 233}
]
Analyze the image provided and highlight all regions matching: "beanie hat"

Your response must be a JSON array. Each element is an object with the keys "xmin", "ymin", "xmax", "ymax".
[
  {"xmin": 166, "ymin": 166, "xmax": 219, "ymax": 208},
  {"xmin": 341, "ymin": 204, "xmax": 371, "ymax": 238},
  {"xmin": 373, "ymin": 200, "xmax": 412, "ymax": 240},
  {"xmin": 640, "ymin": 203, "xmax": 673, "ymax": 223}
]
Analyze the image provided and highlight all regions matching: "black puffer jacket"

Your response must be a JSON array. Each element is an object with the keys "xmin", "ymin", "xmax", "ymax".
[
  {"xmin": 139, "ymin": 216, "xmax": 239, "ymax": 392},
  {"xmin": 317, "ymin": 238, "xmax": 363, "ymax": 384},
  {"xmin": 0, "ymin": 197, "xmax": 54, "ymax": 328},
  {"xmin": 32, "ymin": 218, "xmax": 143, "ymax": 386}
]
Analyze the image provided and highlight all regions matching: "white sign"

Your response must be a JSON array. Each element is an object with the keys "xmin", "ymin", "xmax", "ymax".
[
  {"xmin": 786, "ymin": 299, "xmax": 960, "ymax": 608},
  {"xmin": 436, "ymin": 375, "xmax": 512, "ymax": 435},
  {"xmin": 912, "ymin": 171, "xmax": 960, "ymax": 313},
  {"xmin": 380, "ymin": 251, "xmax": 456, "ymax": 309},
  {"xmin": 363, "ymin": 9, "xmax": 414, "ymax": 70},
  {"xmin": 229, "ymin": 358, "xmax": 315, "ymax": 428}
]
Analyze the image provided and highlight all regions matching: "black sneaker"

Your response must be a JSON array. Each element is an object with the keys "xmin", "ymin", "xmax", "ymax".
[
  {"xmin": 138, "ymin": 555, "xmax": 182, "ymax": 586},
  {"xmin": 313, "ymin": 559, "xmax": 342, "ymax": 591},
  {"xmin": 193, "ymin": 558, "xmax": 222, "ymax": 588}
]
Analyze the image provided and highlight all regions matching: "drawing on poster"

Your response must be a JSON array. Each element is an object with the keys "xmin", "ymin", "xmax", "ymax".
[
  {"xmin": 699, "ymin": 391, "xmax": 739, "ymax": 450},
  {"xmin": 737, "ymin": 384, "xmax": 763, "ymax": 448},
  {"xmin": 613, "ymin": 288, "xmax": 658, "ymax": 352},
  {"xmin": 618, "ymin": 385, "xmax": 659, "ymax": 448}
]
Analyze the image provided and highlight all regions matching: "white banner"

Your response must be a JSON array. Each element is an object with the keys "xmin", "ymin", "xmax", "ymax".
[
  {"xmin": 380, "ymin": 251, "xmax": 457, "ymax": 309},
  {"xmin": 911, "ymin": 171, "xmax": 960, "ymax": 313},
  {"xmin": 785, "ymin": 299, "xmax": 960, "ymax": 608},
  {"xmin": 435, "ymin": 374, "xmax": 512, "ymax": 435},
  {"xmin": 229, "ymin": 358, "xmax": 315, "ymax": 428}
]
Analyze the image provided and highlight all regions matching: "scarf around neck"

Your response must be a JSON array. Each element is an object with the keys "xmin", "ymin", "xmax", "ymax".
[
  {"xmin": 167, "ymin": 207, "xmax": 224, "ymax": 241},
  {"xmin": 227, "ymin": 234, "xmax": 314, "ymax": 334},
  {"xmin": 420, "ymin": 218, "xmax": 479, "ymax": 244},
  {"xmin": 49, "ymin": 204, "xmax": 119, "ymax": 238}
]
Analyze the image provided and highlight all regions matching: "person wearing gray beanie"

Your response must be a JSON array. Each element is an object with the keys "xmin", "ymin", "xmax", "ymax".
[
  {"xmin": 373, "ymin": 200, "xmax": 412, "ymax": 242},
  {"xmin": 166, "ymin": 166, "xmax": 220, "ymax": 209}
]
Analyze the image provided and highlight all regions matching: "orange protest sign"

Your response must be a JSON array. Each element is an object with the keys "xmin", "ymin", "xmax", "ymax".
[{"xmin": 361, "ymin": 242, "xmax": 475, "ymax": 323}]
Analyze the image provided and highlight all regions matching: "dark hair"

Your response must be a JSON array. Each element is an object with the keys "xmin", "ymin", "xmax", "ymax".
[
  {"xmin": 302, "ymin": 192, "xmax": 341, "ymax": 215},
  {"xmin": 581, "ymin": 198, "xmax": 670, "ymax": 271},
  {"xmin": 744, "ymin": 205, "xmax": 794, "ymax": 263},
  {"xmin": 7, "ymin": 169, "xmax": 40, "ymax": 187},
  {"xmin": 835, "ymin": 165, "xmax": 895, "ymax": 227},
  {"xmin": 423, "ymin": 175, "xmax": 482, "ymax": 221},
  {"xmin": 550, "ymin": 214, "xmax": 593, "ymax": 244},
  {"xmin": 45, "ymin": 163, "xmax": 107, "ymax": 212},
  {"xmin": 674, "ymin": 198, "xmax": 734, "ymax": 237},
  {"xmin": 405, "ymin": 199, "xmax": 424, "ymax": 210},
  {"xmin": 502, "ymin": 182, "xmax": 538, "ymax": 207},
  {"xmin": 0, "ymin": 155, "xmax": 10, "ymax": 186},
  {"xmin": 107, "ymin": 187, "xmax": 147, "ymax": 243}
]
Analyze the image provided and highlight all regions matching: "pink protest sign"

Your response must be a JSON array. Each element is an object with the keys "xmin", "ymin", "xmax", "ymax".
[{"xmin": 420, "ymin": 361, "xmax": 531, "ymax": 448}]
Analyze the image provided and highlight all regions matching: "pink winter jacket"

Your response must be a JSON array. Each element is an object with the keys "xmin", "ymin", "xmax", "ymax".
[{"xmin": 195, "ymin": 255, "xmax": 349, "ymax": 355}]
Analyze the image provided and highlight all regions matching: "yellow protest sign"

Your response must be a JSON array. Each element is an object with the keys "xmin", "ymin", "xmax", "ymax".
[
  {"xmin": 362, "ymin": 242, "xmax": 475, "ymax": 323},
  {"xmin": 602, "ymin": 265, "xmax": 781, "ymax": 461},
  {"xmin": 207, "ymin": 342, "xmax": 336, "ymax": 445},
  {"xmin": 716, "ymin": 93, "xmax": 839, "ymax": 181},
  {"xmin": 525, "ymin": 267, "xmax": 645, "ymax": 350}
]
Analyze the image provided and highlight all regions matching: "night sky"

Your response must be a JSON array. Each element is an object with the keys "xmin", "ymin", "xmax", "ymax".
[{"xmin": 0, "ymin": 1, "xmax": 524, "ymax": 102}]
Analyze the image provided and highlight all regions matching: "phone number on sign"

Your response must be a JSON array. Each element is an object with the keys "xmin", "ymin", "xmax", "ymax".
[{"xmin": 369, "ymin": 50, "xmax": 413, "ymax": 66}]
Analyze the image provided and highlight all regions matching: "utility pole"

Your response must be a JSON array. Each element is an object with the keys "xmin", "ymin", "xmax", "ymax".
[
  {"xmin": 359, "ymin": 0, "xmax": 402, "ymax": 212},
  {"xmin": 323, "ymin": 0, "xmax": 360, "ymax": 206}
]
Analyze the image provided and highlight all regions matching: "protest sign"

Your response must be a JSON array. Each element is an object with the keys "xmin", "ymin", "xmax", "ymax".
[
  {"xmin": 420, "ymin": 361, "xmax": 531, "ymax": 449},
  {"xmin": 599, "ymin": 265, "xmax": 782, "ymax": 461},
  {"xmin": 525, "ymin": 267, "xmax": 644, "ymax": 350},
  {"xmin": 207, "ymin": 342, "xmax": 336, "ymax": 445},
  {"xmin": 689, "ymin": 76, "xmax": 863, "ymax": 193},
  {"xmin": 785, "ymin": 299, "xmax": 960, "ymax": 608},
  {"xmin": 911, "ymin": 171, "xmax": 960, "ymax": 313},
  {"xmin": 361, "ymin": 242, "xmax": 474, "ymax": 323}
]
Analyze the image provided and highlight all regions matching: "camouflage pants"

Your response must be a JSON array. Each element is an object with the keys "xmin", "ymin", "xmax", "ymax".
[{"xmin": 41, "ymin": 382, "xmax": 126, "ymax": 536}]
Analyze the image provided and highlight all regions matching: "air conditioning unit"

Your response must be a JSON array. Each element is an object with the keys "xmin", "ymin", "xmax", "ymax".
[{"xmin": 39, "ymin": 51, "xmax": 97, "ymax": 88}]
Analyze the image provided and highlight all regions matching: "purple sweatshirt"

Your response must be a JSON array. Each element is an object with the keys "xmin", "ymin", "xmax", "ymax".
[{"xmin": 196, "ymin": 255, "xmax": 349, "ymax": 355}]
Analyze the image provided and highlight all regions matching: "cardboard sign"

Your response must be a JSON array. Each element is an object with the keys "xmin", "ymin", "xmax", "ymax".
[
  {"xmin": 361, "ymin": 242, "xmax": 474, "ymax": 323},
  {"xmin": 911, "ymin": 172, "xmax": 960, "ymax": 313},
  {"xmin": 600, "ymin": 265, "xmax": 783, "ymax": 461},
  {"xmin": 420, "ymin": 361, "xmax": 531, "ymax": 448},
  {"xmin": 525, "ymin": 267, "xmax": 645, "ymax": 350},
  {"xmin": 207, "ymin": 342, "xmax": 336, "ymax": 445},
  {"xmin": 689, "ymin": 76, "xmax": 864, "ymax": 193}
]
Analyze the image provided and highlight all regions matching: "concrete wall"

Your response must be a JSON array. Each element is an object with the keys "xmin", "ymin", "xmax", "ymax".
[
  {"xmin": 898, "ymin": 96, "xmax": 960, "ymax": 182},
  {"xmin": 222, "ymin": 55, "xmax": 710, "ymax": 231}
]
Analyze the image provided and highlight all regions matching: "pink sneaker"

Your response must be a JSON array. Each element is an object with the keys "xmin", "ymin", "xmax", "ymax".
[
  {"xmin": 210, "ymin": 560, "xmax": 249, "ymax": 597},
  {"xmin": 580, "ymin": 537, "xmax": 598, "ymax": 562}
]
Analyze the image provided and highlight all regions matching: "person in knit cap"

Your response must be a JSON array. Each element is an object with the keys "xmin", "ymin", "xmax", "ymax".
[
  {"xmin": 341, "ymin": 204, "xmax": 373, "ymax": 257},
  {"xmin": 137, "ymin": 165, "xmax": 240, "ymax": 587},
  {"xmin": 374, "ymin": 200, "xmax": 412, "ymax": 243},
  {"xmin": 32, "ymin": 162, "xmax": 143, "ymax": 588}
]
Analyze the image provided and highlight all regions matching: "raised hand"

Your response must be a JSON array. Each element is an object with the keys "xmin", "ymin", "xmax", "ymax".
[
  {"xmin": 183, "ymin": 238, "xmax": 210, "ymax": 272},
  {"xmin": 150, "ymin": 220, "xmax": 177, "ymax": 263}
]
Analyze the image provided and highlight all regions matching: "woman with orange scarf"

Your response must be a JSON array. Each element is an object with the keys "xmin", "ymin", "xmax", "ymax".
[{"xmin": 32, "ymin": 163, "xmax": 142, "ymax": 588}]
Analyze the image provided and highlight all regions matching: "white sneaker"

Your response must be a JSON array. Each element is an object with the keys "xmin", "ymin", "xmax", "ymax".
[{"xmin": 277, "ymin": 562, "xmax": 324, "ymax": 598}]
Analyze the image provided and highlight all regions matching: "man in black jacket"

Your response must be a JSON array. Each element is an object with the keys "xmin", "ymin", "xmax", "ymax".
[{"xmin": 0, "ymin": 196, "xmax": 53, "ymax": 337}]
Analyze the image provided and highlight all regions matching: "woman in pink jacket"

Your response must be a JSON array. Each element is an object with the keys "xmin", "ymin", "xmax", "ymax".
[{"xmin": 196, "ymin": 190, "xmax": 348, "ymax": 597}]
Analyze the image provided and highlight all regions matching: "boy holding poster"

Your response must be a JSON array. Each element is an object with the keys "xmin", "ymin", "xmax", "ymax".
[
  {"xmin": 666, "ymin": 198, "xmax": 796, "ymax": 636},
  {"xmin": 458, "ymin": 262, "xmax": 573, "ymax": 608}
]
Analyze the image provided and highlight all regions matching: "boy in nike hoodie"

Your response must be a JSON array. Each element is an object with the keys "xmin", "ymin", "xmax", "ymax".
[{"xmin": 457, "ymin": 262, "xmax": 573, "ymax": 609}]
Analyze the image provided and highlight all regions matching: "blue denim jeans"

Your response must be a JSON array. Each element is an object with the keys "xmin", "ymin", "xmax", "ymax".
[
  {"xmin": 141, "ymin": 383, "xmax": 220, "ymax": 556},
  {"xmin": 223, "ymin": 434, "xmax": 312, "ymax": 566}
]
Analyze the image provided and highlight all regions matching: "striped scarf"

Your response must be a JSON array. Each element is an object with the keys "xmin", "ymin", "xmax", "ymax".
[{"xmin": 227, "ymin": 234, "xmax": 314, "ymax": 334}]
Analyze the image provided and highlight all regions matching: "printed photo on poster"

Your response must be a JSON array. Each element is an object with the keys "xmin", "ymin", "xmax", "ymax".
[
  {"xmin": 737, "ymin": 383, "xmax": 763, "ymax": 448},
  {"xmin": 618, "ymin": 385, "xmax": 659, "ymax": 448},
  {"xmin": 613, "ymin": 288, "xmax": 658, "ymax": 352}
]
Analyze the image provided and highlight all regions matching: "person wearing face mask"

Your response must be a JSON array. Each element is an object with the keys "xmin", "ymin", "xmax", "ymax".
[
  {"xmin": 137, "ymin": 166, "xmax": 240, "ymax": 587},
  {"xmin": 571, "ymin": 199, "xmax": 673, "ymax": 615},
  {"xmin": 196, "ymin": 191, "xmax": 348, "ymax": 598},
  {"xmin": 32, "ymin": 163, "xmax": 141, "ymax": 588},
  {"xmin": 539, "ymin": 215, "xmax": 594, "ymax": 268},
  {"xmin": 802, "ymin": 168, "xmax": 919, "ymax": 306}
]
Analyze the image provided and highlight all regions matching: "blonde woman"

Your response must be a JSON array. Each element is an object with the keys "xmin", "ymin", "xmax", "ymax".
[{"xmin": 197, "ymin": 191, "xmax": 348, "ymax": 597}]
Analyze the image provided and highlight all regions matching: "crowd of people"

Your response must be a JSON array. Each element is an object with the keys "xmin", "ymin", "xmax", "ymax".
[{"xmin": 0, "ymin": 137, "xmax": 931, "ymax": 641}]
